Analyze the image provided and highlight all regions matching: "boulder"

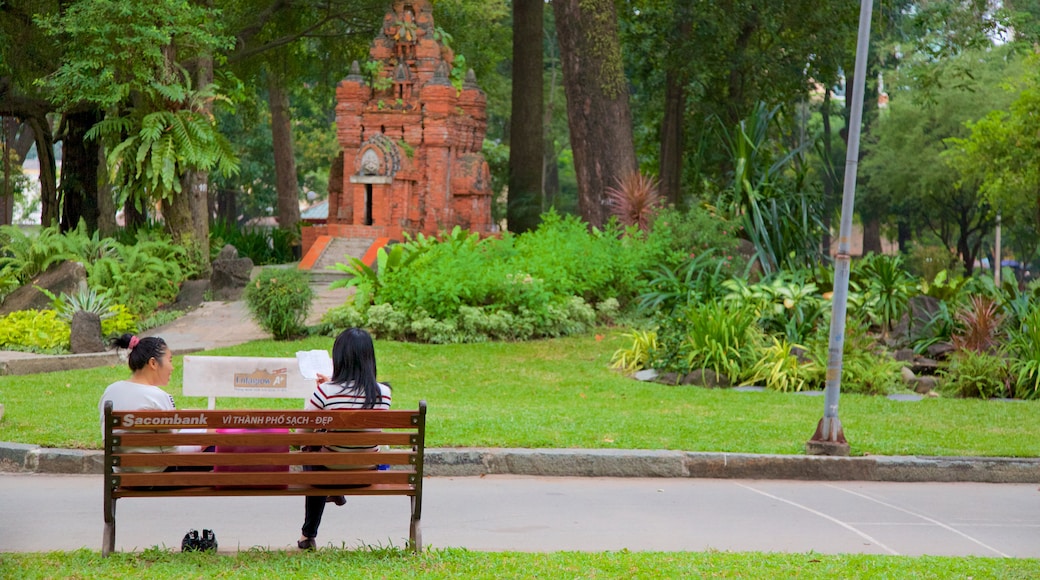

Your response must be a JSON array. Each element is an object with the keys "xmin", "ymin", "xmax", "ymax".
[
  {"xmin": 70, "ymin": 310, "xmax": 106, "ymax": 354},
  {"xmin": 210, "ymin": 245, "xmax": 254, "ymax": 301},
  {"xmin": 900, "ymin": 366, "xmax": 916, "ymax": 385},
  {"xmin": 0, "ymin": 261, "xmax": 87, "ymax": 316},
  {"xmin": 912, "ymin": 375, "xmax": 939, "ymax": 395},
  {"xmin": 176, "ymin": 279, "xmax": 211, "ymax": 308}
]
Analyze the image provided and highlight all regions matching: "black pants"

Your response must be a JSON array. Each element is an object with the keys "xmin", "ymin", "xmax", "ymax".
[
  {"xmin": 300, "ymin": 465, "xmax": 372, "ymax": 539},
  {"xmin": 301, "ymin": 465, "xmax": 331, "ymax": 539}
]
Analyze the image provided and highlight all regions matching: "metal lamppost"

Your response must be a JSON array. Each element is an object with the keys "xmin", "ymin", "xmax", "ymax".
[{"xmin": 807, "ymin": 0, "xmax": 874, "ymax": 456}]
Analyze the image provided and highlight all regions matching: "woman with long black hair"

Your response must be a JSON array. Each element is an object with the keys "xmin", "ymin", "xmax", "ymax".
[{"xmin": 298, "ymin": 328, "xmax": 392, "ymax": 550}]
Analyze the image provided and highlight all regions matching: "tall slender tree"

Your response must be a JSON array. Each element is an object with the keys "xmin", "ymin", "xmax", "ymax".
[{"xmin": 507, "ymin": 0, "xmax": 544, "ymax": 232}]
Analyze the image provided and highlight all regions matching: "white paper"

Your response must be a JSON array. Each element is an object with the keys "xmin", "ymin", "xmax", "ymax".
[{"xmin": 296, "ymin": 350, "xmax": 333, "ymax": 380}]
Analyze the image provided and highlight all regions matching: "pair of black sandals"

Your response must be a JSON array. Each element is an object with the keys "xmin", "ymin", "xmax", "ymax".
[{"xmin": 181, "ymin": 529, "xmax": 218, "ymax": 552}]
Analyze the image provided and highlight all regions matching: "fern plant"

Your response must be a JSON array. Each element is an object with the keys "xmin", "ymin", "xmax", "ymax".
[{"xmin": 86, "ymin": 72, "xmax": 239, "ymax": 211}]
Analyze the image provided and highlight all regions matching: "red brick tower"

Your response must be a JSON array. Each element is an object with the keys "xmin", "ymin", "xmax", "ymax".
[{"xmin": 302, "ymin": 0, "xmax": 494, "ymax": 257}]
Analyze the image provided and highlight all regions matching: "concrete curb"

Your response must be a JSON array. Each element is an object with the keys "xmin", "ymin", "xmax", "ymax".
[{"xmin": 3, "ymin": 443, "xmax": 1038, "ymax": 483}]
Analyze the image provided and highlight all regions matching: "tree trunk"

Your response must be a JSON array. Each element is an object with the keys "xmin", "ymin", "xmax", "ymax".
[
  {"xmin": 183, "ymin": 48, "xmax": 214, "ymax": 272},
  {"xmin": 97, "ymin": 146, "xmax": 116, "ymax": 237},
  {"xmin": 28, "ymin": 115, "xmax": 58, "ymax": 228},
  {"xmin": 268, "ymin": 71, "xmax": 300, "ymax": 236},
  {"xmin": 552, "ymin": 0, "xmax": 637, "ymax": 228},
  {"xmin": 659, "ymin": 68, "xmax": 684, "ymax": 207},
  {"xmin": 507, "ymin": 0, "xmax": 544, "ymax": 233},
  {"xmin": 820, "ymin": 90, "xmax": 835, "ymax": 255},
  {"xmin": 862, "ymin": 218, "xmax": 883, "ymax": 255},
  {"xmin": 58, "ymin": 109, "xmax": 101, "ymax": 233}
]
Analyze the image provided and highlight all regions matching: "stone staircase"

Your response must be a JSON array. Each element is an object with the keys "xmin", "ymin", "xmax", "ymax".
[{"xmin": 304, "ymin": 236, "xmax": 377, "ymax": 285}]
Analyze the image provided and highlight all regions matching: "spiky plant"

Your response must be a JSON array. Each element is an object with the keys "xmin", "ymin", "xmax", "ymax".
[
  {"xmin": 605, "ymin": 172, "xmax": 662, "ymax": 230},
  {"xmin": 952, "ymin": 295, "xmax": 1004, "ymax": 354}
]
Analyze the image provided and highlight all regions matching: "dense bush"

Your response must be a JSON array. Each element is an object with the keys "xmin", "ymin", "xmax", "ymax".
[
  {"xmin": 245, "ymin": 267, "xmax": 315, "ymax": 340},
  {"xmin": 325, "ymin": 216, "xmax": 659, "ymax": 343},
  {"xmin": 0, "ymin": 310, "xmax": 70, "ymax": 353}
]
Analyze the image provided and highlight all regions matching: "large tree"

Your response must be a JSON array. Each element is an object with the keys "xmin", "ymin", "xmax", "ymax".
[
  {"xmin": 507, "ymin": 0, "xmax": 544, "ymax": 233},
  {"xmin": 553, "ymin": 0, "xmax": 637, "ymax": 228}
]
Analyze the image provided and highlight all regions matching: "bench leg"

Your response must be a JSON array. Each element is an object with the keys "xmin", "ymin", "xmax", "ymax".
[
  {"xmin": 409, "ymin": 496, "xmax": 422, "ymax": 552},
  {"xmin": 102, "ymin": 498, "xmax": 116, "ymax": 557}
]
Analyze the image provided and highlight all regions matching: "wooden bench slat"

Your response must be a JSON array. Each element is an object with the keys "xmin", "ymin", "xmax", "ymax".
[
  {"xmin": 115, "ymin": 451, "xmax": 416, "ymax": 468},
  {"xmin": 115, "ymin": 470, "xmax": 415, "ymax": 488},
  {"xmin": 110, "ymin": 409, "xmax": 421, "ymax": 430},
  {"xmin": 114, "ymin": 432, "xmax": 418, "ymax": 447},
  {"xmin": 114, "ymin": 483, "xmax": 417, "ymax": 498}
]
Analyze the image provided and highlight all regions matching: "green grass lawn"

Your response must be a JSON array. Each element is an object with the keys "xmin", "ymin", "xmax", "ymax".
[
  {"xmin": 1, "ymin": 331, "xmax": 1038, "ymax": 456},
  {"xmin": 0, "ymin": 547, "xmax": 1036, "ymax": 579}
]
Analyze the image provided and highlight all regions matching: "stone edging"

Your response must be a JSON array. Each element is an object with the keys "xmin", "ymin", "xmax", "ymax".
[{"xmin": 2, "ymin": 443, "xmax": 1039, "ymax": 483}]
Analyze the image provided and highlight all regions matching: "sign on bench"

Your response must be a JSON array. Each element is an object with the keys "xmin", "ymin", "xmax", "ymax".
[{"xmin": 183, "ymin": 356, "xmax": 321, "ymax": 409}]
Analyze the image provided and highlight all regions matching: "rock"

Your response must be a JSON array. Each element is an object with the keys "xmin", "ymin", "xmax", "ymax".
[
  {"xmin": 926, "ymin": 342, "xmax": 955, "ymax": 360},
  {"xmin": 0, "ymin": 261, "xmax": 87, "ymax": 316},
  {"xmin": 887, "ymin": 393, "xmax": 923, "ymax": 402},
  {"xmin": 913, "ymin": 375, "xmax": 939, "ymax": 395},
  {"xmin": 70, "ymin": 310, "xmax": 106, "ymax": 354},
  {"xmin": 911, "ymin": 357, "xmax": 939, "ymax": 376},
  {"xmin": 633, "ymin": 369, "xmax": 658, "ymax": 382},
  {"xmin": 215, "ymin": 244, "xmax": 240, "ymax": 262},
  {"xmin": 654, "ymin": 372, "xmax": 680, "ymax": 385},
  {"xmin": 900, "ymin": 366, "xmax": 916, "ymax": 385},
  {"xmin": 176, "ymin": 279, "xmax": 211, "ymax": 309},
  {"xmin": 210, "ymin": 245, "xmax": 254, "ymax": 301},
  {"xmin": 682, "ymin": 368, "xmax": 732, "ymax": 389},
  {"xmin": 893, "ymin": 349, "xmax": 915, "ymax": 363}
]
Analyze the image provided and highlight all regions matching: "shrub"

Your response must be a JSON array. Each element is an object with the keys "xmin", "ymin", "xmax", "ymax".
[
  {"xmin": 941, "ymin": 349, "xmax": 1012, "ymax": 399},
  {"xmin": 101, "ymin": 304, "xmax": 138, "ymax": 337},
  {"xmin": 244, "ymin": 268, "xmax": 314, "ymax": 340},
  {"xmin": 649, "ymin": 301, "xmax": 763, "ymax": 383},
  {"xmin": 0, "ymin": 310, "xmax": 70, "ymax": 353},
  {"xmin": 210, "ymin": 221, "xmax": 297, "ymax": 265},
  {"xmin": 646, "ymin": 205, "xmax": 744, "ymax": 273},
  {"xmin": 1008, "ymin": 305, "xmax": 1040, "ymax": 399},
  {"xmin": 806, "ymin": 317, "xmax": 902, "ymax": 396},
  {"xmin": 611, "ymin": 329, "xmax": 658, "ymax": 374},
  {"xmin": 744, "ymin": 337, "xmax": 817, "ymax": 392}
]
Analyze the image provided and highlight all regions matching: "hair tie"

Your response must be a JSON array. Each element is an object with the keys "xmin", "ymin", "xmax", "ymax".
[{"xmin": 128, "ymin": 336, "xmax": 140, "ymax": 350}]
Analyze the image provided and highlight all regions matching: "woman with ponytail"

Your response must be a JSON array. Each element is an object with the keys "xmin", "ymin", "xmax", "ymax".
[
  {"xmin": 98, "ymin": 334, "xmax": 204, "ymax": 473},
  {"xmin": 297, "ymin": 328, "xmax": 392, "ymax": 550}
]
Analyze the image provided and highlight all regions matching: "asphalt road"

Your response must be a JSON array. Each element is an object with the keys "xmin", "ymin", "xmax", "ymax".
[{"xmin": 1, "ymin": 473, "xmax": 1037, "ymax": 558}]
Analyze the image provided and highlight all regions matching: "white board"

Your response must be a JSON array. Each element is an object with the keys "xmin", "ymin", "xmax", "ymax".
[{"xmin": 182, "ymin": 356, "xmax": 315, "ymax": 408}]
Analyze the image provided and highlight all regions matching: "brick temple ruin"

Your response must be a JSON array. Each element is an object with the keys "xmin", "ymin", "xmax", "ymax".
[{"xmin": 300, "ymin": 0, "xmax": 494, "ymax": 266}]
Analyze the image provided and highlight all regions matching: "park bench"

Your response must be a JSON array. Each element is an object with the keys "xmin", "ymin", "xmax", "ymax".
[{"xmin": 101, "ymin": 400, "xmax": 427, "ymax": 556}]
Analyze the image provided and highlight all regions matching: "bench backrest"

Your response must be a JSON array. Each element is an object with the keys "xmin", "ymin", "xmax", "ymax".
[{"xmin": 102, "ymin": 402, "xmax": 427, "ymax": 494}]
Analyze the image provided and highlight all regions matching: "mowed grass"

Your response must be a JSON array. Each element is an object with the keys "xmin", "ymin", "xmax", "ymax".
[
  {"xmin": 0, "ymin": 547, "xmax": 1037, "ymax": 579},
  {"xmin": 1, "ymin": 331, "xmax": 1038, "ymax": 457}
]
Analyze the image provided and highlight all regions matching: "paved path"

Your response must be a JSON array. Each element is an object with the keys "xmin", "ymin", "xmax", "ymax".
[{"xmin": 1, "ymin": 473, "xmax": 1038, "ymax": 557}]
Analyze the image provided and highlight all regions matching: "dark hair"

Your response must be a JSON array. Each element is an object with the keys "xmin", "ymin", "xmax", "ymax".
[
  {"xmin": 329, "ymin": 328, "xmax": 384, "ymax": 408},
  {"xmin": 110, "ymin": 334, "xmax": 168, "ymax": 372}
]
